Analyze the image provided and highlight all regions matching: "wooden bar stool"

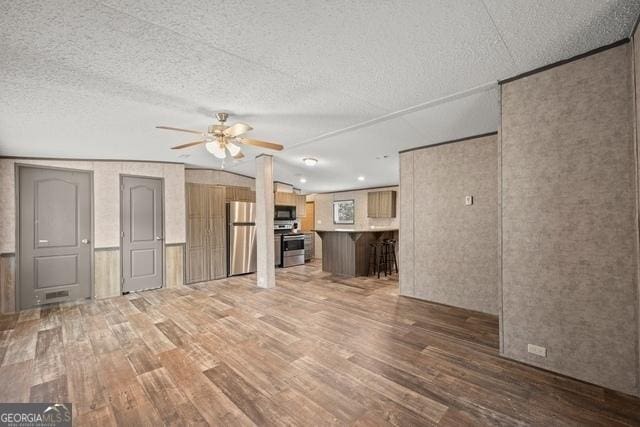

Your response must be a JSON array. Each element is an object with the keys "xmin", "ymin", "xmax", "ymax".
[
  {"xmin": 368, "ymin": 242, "xmax": 388, "ymax": 278},
  {"xmin": 383, "ymin": 239, "xmax": 398, "ymax": 274}
]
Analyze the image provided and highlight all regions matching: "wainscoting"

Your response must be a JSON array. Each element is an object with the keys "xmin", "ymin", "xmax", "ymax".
[
  {"xmin": 166, "ymin": 243, "xmax": 185, "ymax": 288},
  {"xmin": 0, "ymin": 244, "xmax": 185, "ymax": 314},
  {"xmin": 0, "ymin": 253, "xmax": 15, "ymax": 314},
  {"xmin": 95, "ymin": 248, "xmax": 120, "ymax": 299}
]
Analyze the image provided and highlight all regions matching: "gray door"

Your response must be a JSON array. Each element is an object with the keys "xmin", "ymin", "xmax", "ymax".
[
  {"xmin": 121, "ymin": 176, "xmax": 164, "ymax": 292},
  {"xmin": 19, "ymin": 166, "xmax": 92, "ymax": 309}
]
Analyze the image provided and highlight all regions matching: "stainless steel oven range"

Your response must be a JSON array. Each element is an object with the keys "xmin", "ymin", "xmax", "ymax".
[{"xmin": 282, "ymin": 234, "xmax": 305, "ymax": 267}]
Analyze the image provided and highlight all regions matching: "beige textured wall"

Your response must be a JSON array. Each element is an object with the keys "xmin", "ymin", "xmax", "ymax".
[
  {"xmin": 0, "ymin": 159, "xmax": 186, "ymax": 252},
  {"xmin": 185, "ymin": 168, "xmax": 255, "ymax": 189},
  {"xmin": 501, "ymin": 43, "xmax": 639, "ymax": 395},
  {"xmin": 399, "ymin": 153, "xmax": 415, "ymax": 296},
  {"xmin": 306, "ymin": 186, "xmax": 400, "ymax": 258},
  {"xmin": 399, "ymin": 135, "xmax": 499, "ymax": 315}
]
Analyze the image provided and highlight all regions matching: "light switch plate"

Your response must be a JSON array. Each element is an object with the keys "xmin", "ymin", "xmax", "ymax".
[
  {"xmin": 528, "ymin": 343, "xmax": 547, "ymax": 357},
  {"xmin": 465, "ymin": 195, "xmax": 473, "ymax": 206}
]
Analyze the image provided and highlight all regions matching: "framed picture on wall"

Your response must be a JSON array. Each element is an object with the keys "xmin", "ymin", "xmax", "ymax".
[{"xmin": 333, "ymin": 199, "xmax": 355, "ymax": 224}]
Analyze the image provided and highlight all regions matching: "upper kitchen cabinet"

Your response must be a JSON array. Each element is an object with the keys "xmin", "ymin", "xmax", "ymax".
[
  {"xmin": 295, "ymin": 195, "xmax": 306, "ymax": 217},
  {"xmin": 226, "ymin": 186, "xmax": 256, "ymax": 203},
  {"xmin": 367, "ymin": 190, "xmax": 397, "ymax": 218},
  {"xmin": 274, "ymin": 191, "xmax": 296, "ymax": 206},
  {"xmin": 274, "ymin": 192, "xmax": 306, "ymax": 218}
]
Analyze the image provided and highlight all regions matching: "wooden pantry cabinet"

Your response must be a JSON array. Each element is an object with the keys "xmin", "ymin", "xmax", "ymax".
[{"xmin": 186, "ymin": 183, "xmax": 227, "ymax": 283}]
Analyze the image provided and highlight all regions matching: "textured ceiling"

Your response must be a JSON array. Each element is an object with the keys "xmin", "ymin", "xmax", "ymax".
[{"xmin": 0, "ymin": 1, "xmax": 638, "ymax": 192}]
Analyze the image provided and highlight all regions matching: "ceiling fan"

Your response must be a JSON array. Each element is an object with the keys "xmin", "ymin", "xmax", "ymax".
[{"xmin": 156, "ymin": 112, "xmax": 283, "ymax": 160}]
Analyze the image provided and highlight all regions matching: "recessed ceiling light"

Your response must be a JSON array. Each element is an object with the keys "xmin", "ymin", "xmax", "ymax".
[
  {"xmin": 300, "ymin": 178, "xmax": 307, "ymax": 183},
  {"xmin": 303, "ymin": 157, "xmax": 318, "ymax": 166},
  {"xmin": 357, "ymin": 176, "xmax": 365, "ymax": 181}
]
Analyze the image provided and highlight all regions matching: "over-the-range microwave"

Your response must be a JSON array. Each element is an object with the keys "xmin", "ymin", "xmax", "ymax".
[{"xmin": 274, "ymin": 205, "xmax": 296, "ymax": 220}]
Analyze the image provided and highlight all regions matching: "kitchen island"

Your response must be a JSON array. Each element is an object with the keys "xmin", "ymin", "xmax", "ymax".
[{"xmin": 315, "ymin": 229, "xmax": 398, "ymax": 277}]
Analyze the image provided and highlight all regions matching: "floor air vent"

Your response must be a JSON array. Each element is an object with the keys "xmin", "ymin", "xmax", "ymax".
[{"xmin": 45, "ymin": 290, "xmax": 69, "ymax": 300}]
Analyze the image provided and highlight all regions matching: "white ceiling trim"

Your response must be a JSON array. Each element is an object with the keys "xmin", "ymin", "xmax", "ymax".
[
  {"xmin": 224, "ymin": 80, "xmax": 499, "ymax": 181},
  {"xmin": 279, "ymin": 81, "xmax": 498, "ymax": 152},
  {"xmin": 478, "ymin": 0, "xmax": 518, "ymax": 68}
]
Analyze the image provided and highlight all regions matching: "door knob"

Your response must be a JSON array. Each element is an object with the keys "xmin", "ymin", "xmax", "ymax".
[
  {"xmin": 81, "ymin": 238, "xmax": 90, "ymax": 244},
  {"xmin": 156, "ymin": 236, "xmax": 164, "ymax": 240}
]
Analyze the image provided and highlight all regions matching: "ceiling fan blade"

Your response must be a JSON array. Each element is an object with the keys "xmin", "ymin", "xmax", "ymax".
[
  {"xmin": 223, "ymin": 123, "xmax": 252, "ymax": 138},
  {"xmin": 239, "ymin": 138, "xmax": 284, "ymax": 151},
  {"xmin": 156, "ymin": 126, "xmax": 203, "ymax": 135},
  {"xmin": 233, "ymin": 152, "xmax": 245, "ymax": 159},
  {"xmin": 171, "ymin": 140, "xmax": 206, "ymax": 149}
]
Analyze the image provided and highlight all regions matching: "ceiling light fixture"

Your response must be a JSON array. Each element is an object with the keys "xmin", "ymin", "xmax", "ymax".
[
  {"xmin": 303, "ymin": 157, "xmax": 318, "ymax": 166},
  {"xmin": 226, "ymin": 141, "xmax": 241, "ymax": 157},
  {"xmin": 205, "ymin": 141, "xmax": 226, "ymax": 159},
  {"xmin": 157, "ymin": 112, "xmax": 284, "ymax": 160},
  {"xmin": 357, "ymin": 176, "xmax": 365, "ymax": 181},
  {"xmin": 300, "ymin": 178, "xmax": 307, "ymax": 183}
]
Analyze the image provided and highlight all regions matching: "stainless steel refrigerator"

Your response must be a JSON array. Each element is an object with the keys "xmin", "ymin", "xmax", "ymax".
[{"xmin": 227, "ymin": 201, "xmax": 257, "ymax": 276}]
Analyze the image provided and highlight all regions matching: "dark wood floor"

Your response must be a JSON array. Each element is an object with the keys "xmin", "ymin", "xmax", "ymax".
[{"xmin": 0, "ymin": 261, "xmax": 639, "ymax": 426}]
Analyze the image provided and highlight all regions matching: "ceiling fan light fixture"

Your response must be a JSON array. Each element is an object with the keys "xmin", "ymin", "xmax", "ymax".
[
  {"xmin": 159, "ymin": 112, "xmax": 283, "ymax": 153},
  {"xmin": 303, "ymin": 157, "xmax": 318, "ymax": 166},
  {"xmin": 357, "ymin": 176, "xmax": 365, "ymax": 181},
  {"xmin": 205, "ymin": 141, "xmax": 226, "ymax": 159},
  {"xmin": 226, "ymin": 141, "xmax": 241, "ymax": 157}
]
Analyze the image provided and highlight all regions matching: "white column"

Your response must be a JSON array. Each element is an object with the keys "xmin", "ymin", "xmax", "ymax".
[{"xmin": 255, "ymin": 154, "xmax": 275, "ymax": 288}]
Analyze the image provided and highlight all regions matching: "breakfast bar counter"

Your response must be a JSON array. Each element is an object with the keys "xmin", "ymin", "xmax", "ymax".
[{"xmin": 314, "ymin": 229, "xmax": 398, "ymax": 277}]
